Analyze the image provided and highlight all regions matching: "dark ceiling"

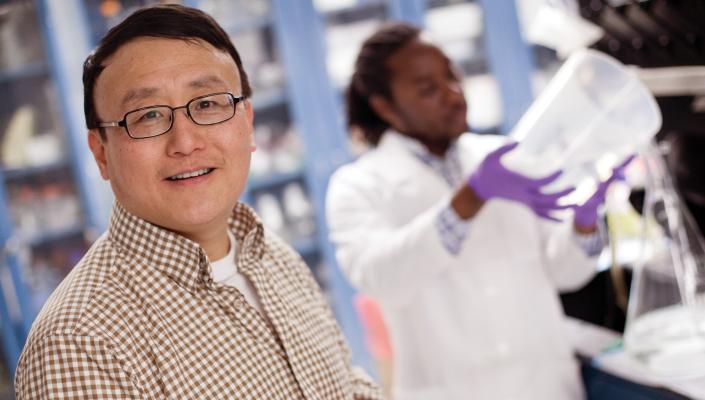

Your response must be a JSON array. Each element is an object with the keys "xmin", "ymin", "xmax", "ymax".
[{"xmin": 578, "ymin": 0, "xmax": 705, "ymax": 68}]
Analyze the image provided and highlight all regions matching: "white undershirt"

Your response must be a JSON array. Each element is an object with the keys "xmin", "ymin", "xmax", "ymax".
[{"xmin": 210, "ymin": 230, "xmax": 265, "ymax": 314}]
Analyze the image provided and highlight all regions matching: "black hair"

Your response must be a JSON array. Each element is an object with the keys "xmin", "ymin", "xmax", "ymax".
[
  {"xmin": 347, "ymin": 22, "xmax": 421, "ymax": 146},
  {"xmin": 83, "ymin": 4, "xmax": 252, "ymax": 139}
]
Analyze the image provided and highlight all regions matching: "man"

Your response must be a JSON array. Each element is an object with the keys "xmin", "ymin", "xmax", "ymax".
[
  {"xmin": 15, "ymin": 5, "xmax": 381, "ymax": 399},
  {"xmin": 326, "ymin": 22, "xmax": 628, "ymax": 400}
]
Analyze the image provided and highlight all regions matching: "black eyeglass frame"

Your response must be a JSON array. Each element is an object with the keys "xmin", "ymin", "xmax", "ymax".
[{"xmin": 97, "ymin": 92, "xmax": 245, "ymax": 139}]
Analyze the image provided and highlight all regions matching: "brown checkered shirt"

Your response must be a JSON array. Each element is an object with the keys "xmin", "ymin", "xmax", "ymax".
[{"xmin": 15, "ymin": 202, "xmax": 382, "ymax": 399}]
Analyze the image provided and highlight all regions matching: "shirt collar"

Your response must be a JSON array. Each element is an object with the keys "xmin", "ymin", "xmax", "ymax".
[
  {"xmin": 380, "ymin": 130, "xmax": 462, "ymax": 185},
  {"xmin": 108, "ymin": 201, "xmax": 265, "ymax": 293},
  {"xmin": 380, "ymin": 129, "xmax": 460, "ymax": 161}
]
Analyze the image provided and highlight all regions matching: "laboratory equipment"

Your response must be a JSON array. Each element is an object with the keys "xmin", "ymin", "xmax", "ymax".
[
  {"xmin": 504, "ymin": 49, "xmax": 662, "ymax": 199},
  {"xmin": 623, "ymin": 142, "xmax": 705, "ymax": 378}
]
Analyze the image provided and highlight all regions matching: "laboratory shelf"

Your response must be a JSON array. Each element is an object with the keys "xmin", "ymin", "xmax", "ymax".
[
  {"xmin": 0, "ymin": 62, "xmax": 48, "ymax": 85},
  {"xmin": 26, "ymin": 222, "xmax": 84, "ymax": 248},
  {"xmin": 455, "ymin": 52, "xmax": 488, "ymax": 74},
  {"xmin": 2, "ymin": 159, "xmax": 70, "ymax": 181},
  {"xmin": 251, "ymin": 87, "xmax": 287, "ymax": 111},
  {"xmin": 292, "ymin": 236, "xmax": 319, "ymax": 259},
  {"xmin": 321, "ymin": 0, "xmax": 386, "ymax": 21},
  {"xmin": 247, "ymin": 170, "xmax": 304, "ymax": 192},
  {"xmin": 223, "ymin": 16, "xmax": 272, "ymax": 36}
]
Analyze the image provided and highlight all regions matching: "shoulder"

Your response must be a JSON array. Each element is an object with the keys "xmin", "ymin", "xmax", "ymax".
[
  {"xmin": 262, "ymin": 230, "xmax": 304, "ymax": 267},
  {"xmin": 262, "ymin": 230, "xmax": 323, "ymax": 295},
  {"xmin": 457, "ymin": 132, "xmax": 511, "ymax": 155},
  {"xmin": 329, "ymin": 134, "xmax": 421, "ymax": 196},
  {"xmin": 22, "ymin": 234, "xmax": 125, "ymax": 357}
]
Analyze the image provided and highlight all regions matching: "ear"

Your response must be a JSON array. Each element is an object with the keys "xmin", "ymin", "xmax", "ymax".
[
  {"xmin": 87, "ymin": 130, "xmax": 110, "ymax": 180},
  {"xmin": 243, "ymin": 100, "xmax": 256, "ymax": 152},
  {"xmin": 369, "ymin": 94, "xmax": 406, "ymax": 132}
]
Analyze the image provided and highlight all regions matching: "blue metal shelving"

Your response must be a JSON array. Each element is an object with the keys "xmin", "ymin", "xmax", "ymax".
[
  {"xmin": 0, "ymin": 170, "xmax": 35, "ymax": 379},
  {"xmin": 36, "ymin": 0, "xmax": 113, "ymax": 232},
  {"xmin": 251, "ymin": 87, "xmax": 288, "ymax": 111},
  {"xmin": 477, "ymin": 0, "xmax": 535, "ymax": 132},
  {"xmin": 247, "ymin": 170, "xmax": 305, "ymax": 192},
  {"xmin": 388, "ymin": 0, "xmax": 428, "ymax": 25},
  {"xmin": 222, "ymin": 16, "xmax": 272, "ymax": 36},
  {"xmin": 292, "ymin": 236, "xmax": 319, "ymax": 259},
  {"xmin": 270, "ymin": 0, "xmax": 375, "ymax": 373},
  {"xmin": 26, "ymin": 223, "xmax": 85, "ymax": 248},
  {"xmin": 0, "ymin": 62, "xmax": 48, "ymax": 85},
  {"xmin": 0, "ymin": 0, "xmax": 114, "ymax": 378},
  {"xmin": 321, "ymin": 0, "xmax": 386, "ymax": 19},
  {"xmin": 2, "ymin": 159, "xmax": 70, "ymax": 181}
]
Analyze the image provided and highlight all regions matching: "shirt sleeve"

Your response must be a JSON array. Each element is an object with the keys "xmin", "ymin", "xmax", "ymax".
[
  {"xmin": 351, "ymin": 367, "xmax": 385, "ymax": 400},
  {"xmin": 435, "ymin": 203, "xmax": 473, "ymax": 255},
  {"xmin": 15, "ymin": 334, "xmax": 142, "ymax": 400},
  {"xmin": 538, "ymin": 218, "xmax": 602, "ymax": 292}
]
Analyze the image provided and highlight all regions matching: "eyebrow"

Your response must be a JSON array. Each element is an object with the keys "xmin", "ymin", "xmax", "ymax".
[
  {"xmin": 120, "ymin": 76, "xmax": 232, "ymax": 107},
  {"xmin": 121, "ymin": 87, "xmax": 160, "ymax": 108}
]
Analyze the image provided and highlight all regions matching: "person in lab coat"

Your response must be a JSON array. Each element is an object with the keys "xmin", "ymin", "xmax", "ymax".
[{"xmin": 326, "ymin": 22, "xmax": 623, "ymax": 400}]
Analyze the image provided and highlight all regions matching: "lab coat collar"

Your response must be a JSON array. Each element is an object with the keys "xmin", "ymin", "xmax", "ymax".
[{"xmin": 378, "ymin": 130, "xmax": 461, "ymax": 160}]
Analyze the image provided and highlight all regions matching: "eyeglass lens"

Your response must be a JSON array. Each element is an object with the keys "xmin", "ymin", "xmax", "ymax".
[{"xmin": 125, "ymin": 93, "xmax": 236, "ymax": 138}]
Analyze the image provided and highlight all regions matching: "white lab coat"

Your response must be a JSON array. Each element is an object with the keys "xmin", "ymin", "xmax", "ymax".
[{"xmin": 326, "ymin": 131, "xmax": 598, "ymax": 400}]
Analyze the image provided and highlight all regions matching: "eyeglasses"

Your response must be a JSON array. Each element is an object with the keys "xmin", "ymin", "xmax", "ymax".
[{"xmin": 98, "ymin": 92, "xmax": 244, "ymax": 139}]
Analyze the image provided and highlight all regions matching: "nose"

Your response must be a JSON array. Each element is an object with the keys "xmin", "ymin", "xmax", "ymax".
[
  {"xmin": 165, "ymin": 108, "xmax": 206, "ymax": 157},
  {"xmin": 445, "ymin": 80, "xmax": 465, "ymax": 106}
]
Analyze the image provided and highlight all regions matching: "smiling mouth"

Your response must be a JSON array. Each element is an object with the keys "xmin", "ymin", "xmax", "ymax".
[{"xmin": 167, "ymin": 168, "xmax": 214, "ymax": 181}]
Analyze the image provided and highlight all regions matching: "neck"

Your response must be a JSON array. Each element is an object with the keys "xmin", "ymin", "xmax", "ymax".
[
  {"xmin": 419, "ymin": 137, "xmax": 451, "ymax": 157},
  {"xmin": 180, "ymin": 225, "xmax": 231, "ymax": 261},
  {"xmin": 396, "ymin": 130, "xmax": 452, "ymax": 157}
]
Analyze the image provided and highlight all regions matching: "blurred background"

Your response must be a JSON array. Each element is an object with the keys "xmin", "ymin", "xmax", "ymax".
[{"xmin": 0, "ymin": 0, "xmax": 703, "ymax": 398}]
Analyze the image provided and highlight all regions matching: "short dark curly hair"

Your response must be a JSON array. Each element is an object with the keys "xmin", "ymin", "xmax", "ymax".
[
  {"xmin": 347, "ymin": 22, "xmax": 420, "ymax": 146},
  {"xmin": 83, "ymin": 4, "xmax": 252, "ymax": 139}
]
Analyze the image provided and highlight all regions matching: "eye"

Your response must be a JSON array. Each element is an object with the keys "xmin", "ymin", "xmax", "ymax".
[
  {"xmin": 419, "ymin": 83, "xmax": 438, "ymax": 96},
  {"xmin": 195, "ymin": 99, "xmax": 216, "ymax": 110},
  {"xmin": 135, "ymin": 108, "xmax": 166, "ymax": 123},
  {"xmin": 143, "ymin": 110, "xmax": 161, "ymax": 119}
]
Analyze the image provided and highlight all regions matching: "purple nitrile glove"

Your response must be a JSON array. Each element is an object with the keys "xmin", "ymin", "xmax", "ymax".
[
  {"xmin": 573, "ymin": 155, "xmax": 636, "ymax": 228},
  {"xmin": 468, "ymin": 142, "xmax": 576, "ymax": 222}
]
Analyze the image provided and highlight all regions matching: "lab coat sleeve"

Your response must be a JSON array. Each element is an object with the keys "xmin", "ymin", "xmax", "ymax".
[
  {"xmin": 538, "ymin": 219, "xmax": 600, "ymax": 292},
  {"xmin": 326, "ymin": 168, "xmax": 458, "ymax": 307}
]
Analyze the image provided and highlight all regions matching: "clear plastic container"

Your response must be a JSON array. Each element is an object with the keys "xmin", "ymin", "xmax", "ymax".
[{"xmin": 504, "ymin": 49, "xmax": 662, "ymax": 197}]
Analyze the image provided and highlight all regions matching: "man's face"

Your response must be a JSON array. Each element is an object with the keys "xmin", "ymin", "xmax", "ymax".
[
  {"xmin": 88, "ymin": 37, "xmax": 255, "ymax": 242},
  {"xmin": 384, "ymin": 38, "xmax": 468, "ymax": 142}
]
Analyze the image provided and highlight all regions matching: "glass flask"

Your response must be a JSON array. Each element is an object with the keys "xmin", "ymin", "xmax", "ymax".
[{"xmin": 623, "ymin": 142, "xmax": 705, "ymax": 378}]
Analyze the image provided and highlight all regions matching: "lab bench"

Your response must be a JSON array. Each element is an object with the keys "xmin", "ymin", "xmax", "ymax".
[{"xmin": 569, "ymin": 317, "xmax": 705, "ymax": 399}]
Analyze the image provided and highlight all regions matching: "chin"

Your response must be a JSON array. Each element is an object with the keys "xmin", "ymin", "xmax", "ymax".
[
  {"xmin": 171, "ymin": 198, "xmax": 231, "ymax": 224},
  {"xmin": 447, "ymin": 128, "xmax": 466, "ymax": 140}
]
